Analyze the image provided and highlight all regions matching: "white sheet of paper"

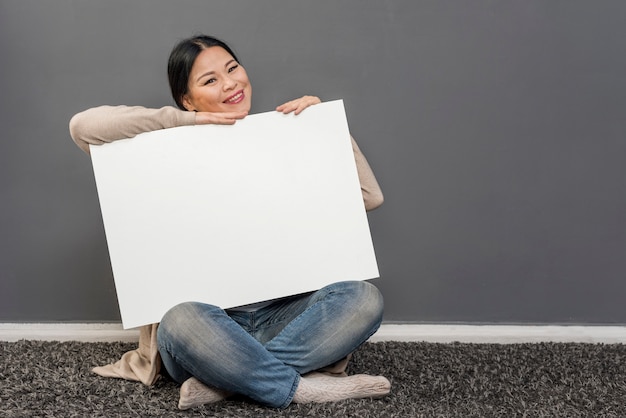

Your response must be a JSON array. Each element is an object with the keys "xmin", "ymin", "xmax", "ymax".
[{"xmin": 90, "ymin": 100, "xmax": 379, "ymax": 329}]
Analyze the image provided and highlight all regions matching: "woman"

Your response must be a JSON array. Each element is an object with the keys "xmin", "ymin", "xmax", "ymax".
[{"xmin": 70, "ymin": 35, "xmax": 388, "ymax": 410}]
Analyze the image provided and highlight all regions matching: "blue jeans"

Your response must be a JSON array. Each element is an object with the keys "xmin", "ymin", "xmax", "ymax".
[{"xmin": 156, "ymin": 280, "xmax": 383, "ymax": 409}]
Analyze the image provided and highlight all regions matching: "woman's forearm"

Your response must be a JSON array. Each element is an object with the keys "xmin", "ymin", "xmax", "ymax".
[{"xmin": 69, "ymin": 105, "xmax": 196, "ymax": 154}]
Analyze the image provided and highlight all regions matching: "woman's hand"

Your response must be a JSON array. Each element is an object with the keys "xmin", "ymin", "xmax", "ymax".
[
  {"xmin": 195, "ymin": 110, "xmax": 248, "ymax": 125},
  {"xmin": 276, "ymin": 95, "xmax": 321, "ymax": 115}
]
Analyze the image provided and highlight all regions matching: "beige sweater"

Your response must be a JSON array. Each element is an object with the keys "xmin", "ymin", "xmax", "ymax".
[{"xmin": 70, "ymin": 104, "xmax": 384, "ymax": 385}]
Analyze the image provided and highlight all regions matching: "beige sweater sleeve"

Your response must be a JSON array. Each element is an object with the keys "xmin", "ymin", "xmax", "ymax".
[
  {"xmin": 92, "ymin": 323, "xmax": 160, "ymax": 385},
  {"xmin": 69, "ymin": 105, "xmax": 196, "ymax": 154},
  {"xmin": 351, "ymin": 136, "xmax": 384, "ymax": 211}
]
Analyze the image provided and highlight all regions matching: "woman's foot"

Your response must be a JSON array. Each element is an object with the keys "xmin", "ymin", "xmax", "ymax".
[
  {"xmin": 178, "ymin": 377, "xmax": 232, "ymax": 410},
  {"xmin": 316, "ymin": 353, "xmax": 352, "ymax": 377},
  {"xmin": 292, "ymin": 373, "xmax": 391, "ymax": 404}
]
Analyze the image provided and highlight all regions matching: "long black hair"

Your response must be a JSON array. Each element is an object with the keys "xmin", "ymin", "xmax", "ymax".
[{"xmin": 168, "ymin": 35, "xmax": 240, "ymax": 110}]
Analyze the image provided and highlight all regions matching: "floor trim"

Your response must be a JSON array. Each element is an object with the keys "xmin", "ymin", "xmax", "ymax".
[
  {"xmin": 1, "ymin": 323, "xmax": 625, "ymax": 343},
  {"xmin": 0, "ymin": 323, "xmax": 140, "ymax": 343},
  {"xmin": 367, "ymin": 324, "xmax": 626, "ymax": 344}
]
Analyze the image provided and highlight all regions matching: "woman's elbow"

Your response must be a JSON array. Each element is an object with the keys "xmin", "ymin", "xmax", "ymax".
[
  {"xmin": 364, "ymin": 190, "xmax": 384, "ymax": 211},
  {"xmin": 69, "ymin": 112, "xmax": 86, "ymax": 145},
  {"xmin": 69, "ymin": 111, "xmax": 97, "ymax": 155},
  {"xmin": 69, "ymin": 111, "xmax": 86, "ymax": 141}
]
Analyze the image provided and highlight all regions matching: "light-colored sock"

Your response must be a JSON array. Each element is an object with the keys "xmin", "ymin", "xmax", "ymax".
[
  {"xmin": 292, "ymin": 373, "xmax": 391, "ymax": 404},
  {"xmin": 178, "ymin": 377, "xmax": 232, "ymax": 410}
]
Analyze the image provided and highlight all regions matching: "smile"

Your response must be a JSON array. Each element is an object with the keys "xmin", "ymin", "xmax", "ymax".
[{"xmin": 224, "ymin": 90, "xmax": 245, "ymax": 104}]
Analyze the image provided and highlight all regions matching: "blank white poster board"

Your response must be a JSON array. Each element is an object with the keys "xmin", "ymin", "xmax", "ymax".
[{"xmin": 90, "ymin": 100, "xmax": 379, "ymax": 329}]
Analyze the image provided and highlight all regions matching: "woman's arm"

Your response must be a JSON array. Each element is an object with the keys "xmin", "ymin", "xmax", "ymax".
[
  {"xmin": 69, "ymin": 105, "xmax": 196, "ymax": 155},
  {"xmin": 351, "ymin": 136, "xmax": 384, "ymax": 211},
  {"xmin": 69, "ymin": 105, "xmax": 248, "ymax": 155}
]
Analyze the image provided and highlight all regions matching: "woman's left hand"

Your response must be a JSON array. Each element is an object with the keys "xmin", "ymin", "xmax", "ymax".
[{"xmin": 276, "ymin": 95, "xmax": 321, "ymax": 115}]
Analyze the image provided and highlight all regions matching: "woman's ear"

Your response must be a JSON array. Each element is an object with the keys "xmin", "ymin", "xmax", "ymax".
[{"xmin": 182, "ymin": 95, "xmax": 195, "ymax": 112}]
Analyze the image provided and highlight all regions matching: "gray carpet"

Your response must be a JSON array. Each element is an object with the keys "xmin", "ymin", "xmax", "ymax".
[{"xmin": 1, "ymin": 340, "xmax": 625, "ymax": 417}]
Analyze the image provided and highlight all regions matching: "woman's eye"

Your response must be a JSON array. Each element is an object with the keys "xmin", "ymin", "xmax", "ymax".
[
  {"xmin": 228, "ymin": 64, "xmax": 239, "ymax": 73},
  {"xmin": 203, "ymin": 78, "xmax": 216, "ymax": 85}
]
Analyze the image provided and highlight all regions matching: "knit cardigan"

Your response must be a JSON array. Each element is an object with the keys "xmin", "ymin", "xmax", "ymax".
[{"xmin": 69, "ymin": 104, "xmax": 384, "ymax": 385}]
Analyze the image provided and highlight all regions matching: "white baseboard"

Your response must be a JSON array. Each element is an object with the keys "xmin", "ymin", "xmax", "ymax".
[
  {"xmin": 368, "ymin": 324, "xmax": 626, "ymax": 344},
  {"xmin": 0, "ymin": 323, "xmax": 140, "ymax": 343},
  {"xmin": 1, "ymin": 323, "xmax": 625, "ymax": 344}
]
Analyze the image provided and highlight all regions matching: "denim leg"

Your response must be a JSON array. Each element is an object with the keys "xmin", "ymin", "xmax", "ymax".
[
  {"xmin": 260, "ymin": 281, "xmax": 384, "ymax": 374},
  {"xmin": 157, "ymin": 302, "xmax": 299, "ymax": 409}
]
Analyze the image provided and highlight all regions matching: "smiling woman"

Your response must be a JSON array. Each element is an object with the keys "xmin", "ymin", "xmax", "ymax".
[
  {"xmin": 180, "ymin": 45, "xmax": 251, "ymax": 111},
  {"xmin": 69, "ymin": 34, "xmax": 387, "ymax": 410},
  {"xmin": 168, "ymin": 35, "xmax": 252, "ymax": 114}
]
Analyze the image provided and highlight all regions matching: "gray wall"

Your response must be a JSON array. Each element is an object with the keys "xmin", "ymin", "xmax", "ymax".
[{"xmin": 1, "ymin": 0, "xmax": 625, "ymax": 324}]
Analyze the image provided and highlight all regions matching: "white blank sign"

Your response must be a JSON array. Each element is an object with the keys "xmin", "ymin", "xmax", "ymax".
[{"xmin": 90, "ymin": 100, "xmax": 379, "ymax": 329}]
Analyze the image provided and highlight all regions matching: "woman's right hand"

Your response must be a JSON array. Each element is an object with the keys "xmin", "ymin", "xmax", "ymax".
[{"xmin": 194, "ymin": 110, "xmax": 248, "ymax": 125}]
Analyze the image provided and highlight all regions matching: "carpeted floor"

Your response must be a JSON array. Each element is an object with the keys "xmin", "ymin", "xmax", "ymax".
[{"xmin": 1, "ymin": 340, "xmax": 625, "ymax": 417}]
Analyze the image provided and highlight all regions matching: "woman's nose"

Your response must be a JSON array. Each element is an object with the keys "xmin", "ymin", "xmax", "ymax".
[{"xmin": 223, "ymin": 76, "xmax": 237, "ymax": 90}]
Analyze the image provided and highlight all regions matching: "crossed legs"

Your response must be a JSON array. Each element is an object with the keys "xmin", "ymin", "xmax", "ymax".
[{"xmin": 157, "ymin": 281, "xmax": 388, "ymax": 409}]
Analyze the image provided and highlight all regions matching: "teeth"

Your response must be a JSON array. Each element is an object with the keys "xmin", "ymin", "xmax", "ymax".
[{"xmin": 226, "ymin": 92, "xmax": 242, "ymax": 103}]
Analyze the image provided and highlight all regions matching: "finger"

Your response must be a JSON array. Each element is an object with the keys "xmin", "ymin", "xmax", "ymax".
[
  {"xmin": 293, "ymin": 104, "xmax": 306, "ymax": 115},
  {"xmin": 276, "ymin": 101, "xmax": 297, "ymax": 113},
  {"xmin": 278, "ymin": 100, "xmax": 308, "ymax": 114},
  {"xmin": 209, "ymin": 116, "xmax": 237, "ymax": 125},
  {"xmin": 276, "ymin": 96, "xmax": 309, "ymax": 113},
  {"xmin": 294, "ymin": 97, "xmax": 321, "ymax": 115},
  {"xmin": 276, "ymin": 96, "xmax": 321, "ymax": 114},
  {"xmin": 219, "ymin": 111, "xmax": 248, "ymax": 119},
  {"xmin": 195, "ymin": 111, "xmax": 247, "ymax": 125},
  {"xmin": 196, "ymin": 114, "xmax": 237, "ymax": 125}
]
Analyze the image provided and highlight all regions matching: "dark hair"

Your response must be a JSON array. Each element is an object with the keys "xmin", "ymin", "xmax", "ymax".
[{"xmin": 167, "ymin": 35, "xmax": 239, "ymax": 110}]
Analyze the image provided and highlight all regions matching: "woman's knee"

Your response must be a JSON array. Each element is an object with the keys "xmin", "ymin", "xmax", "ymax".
[
  {"xmin": 332, "ymin": 281, "xmax": 384, "ymax": 323},
  {"xmin": 357, "ymin": 281, "xmax": 384, "ymax": 322},
  {"xmin": 158, "ymin": 301, "xmax": 223, "ymax": 342},
  {"xmin": 346, "ymin": 280, "xmax": 383, "ymax": 303}
]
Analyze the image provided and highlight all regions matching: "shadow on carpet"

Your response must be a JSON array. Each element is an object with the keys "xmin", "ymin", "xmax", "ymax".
[{"xmin": 1, "ymin": 340, "xmax": 625, "ymax": 417}]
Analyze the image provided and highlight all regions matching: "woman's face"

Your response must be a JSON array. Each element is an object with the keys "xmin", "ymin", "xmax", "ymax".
[{"xmin": 182, "ymin": 46, "xmax": 252, "ymax": 113}]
